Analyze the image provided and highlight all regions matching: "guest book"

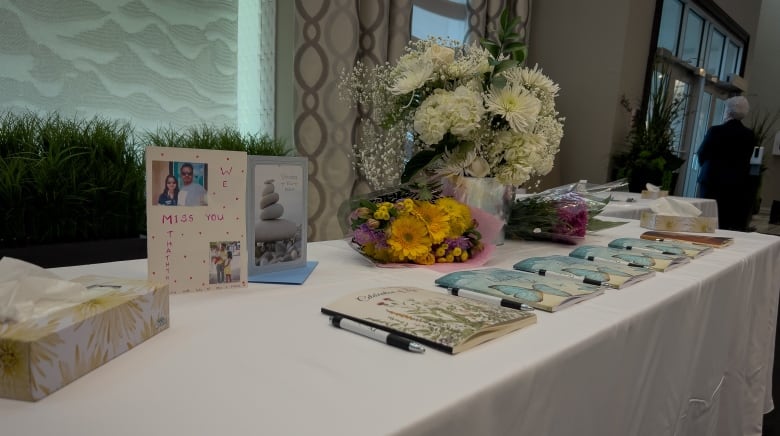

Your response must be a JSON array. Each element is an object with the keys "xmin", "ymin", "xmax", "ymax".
[
  {"xmin": 435, "ymin": 268, "xmax": 604, "ymax": 312},
  {"xmin": 322, "ymin": 286, "xmax": 537, "ymax": 354},
  {"xmin": 608, "ymin": 237, "xmax": 713, "ymax": 258},
  {"xmin": 513, "ymin": 255, "xmax": 655, "ymax": 289},
  {"xmin": 569, "ymin": 245, "xmax": 690, "ymax": 272}
]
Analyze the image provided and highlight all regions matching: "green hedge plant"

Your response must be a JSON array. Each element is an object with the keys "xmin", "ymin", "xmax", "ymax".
[
  {"xmin": 0, "ymin": 111, "xmax": 145, "ymax": 247},
  {"xmin": 145, "ymin": 124, "xmax": 291, "ymax": 156},
  {"xmin": 1, "ymin": 112, "xmax": 291, "ymax": 248}
]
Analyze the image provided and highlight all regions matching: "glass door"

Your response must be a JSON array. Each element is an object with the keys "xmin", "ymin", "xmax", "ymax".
[
  {"xmin": 661, "ymin": 65, "xmax": 694, "ymax": 195},
  {"xmin": 682, "ymin": 91, "xmax": 711, "ymax": 197},
  {"xmin": 680, "ymin": 88, "xmax": 728, "ymax": 197}
]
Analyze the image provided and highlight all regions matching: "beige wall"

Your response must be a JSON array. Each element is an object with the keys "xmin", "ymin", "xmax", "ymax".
[
  {"xmin": 527, "ymin": 0, "xmax": 654, "ymax": 188},
  {"xmin": 527, "ymin": 0, "xmax": 773, "ymax": 211}
]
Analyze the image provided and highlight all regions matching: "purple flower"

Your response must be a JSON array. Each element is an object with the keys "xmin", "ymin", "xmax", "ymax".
[
  {"xmin": 444, "ymin": 236, "xmax": 473, "ymax": 250},
  {"xmin": 554, "ymin": 199, "xmax": 588, "ymax": 236},
  {"xmin": 353, "ymin": 223, "xmax": 388, "ymax": 247}
]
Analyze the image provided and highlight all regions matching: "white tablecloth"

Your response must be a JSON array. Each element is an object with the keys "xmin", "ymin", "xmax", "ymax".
[
  {"xmin": 1, "ymin": 220, "xmax": 778, "ymax": 436},
  {"xmin": 599, "ymin": 191, "xmax": 719, "ymax": 220}
]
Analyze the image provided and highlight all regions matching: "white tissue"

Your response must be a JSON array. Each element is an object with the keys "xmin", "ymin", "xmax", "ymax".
[
  {"xmin": 645, "ymin": 183, "xmax": 660, "ymax": 192},
  {"xmin": 650, "ymin": 197, "xmax": 702, "ymax": 217},
  {"xmin": 0, "ymin": 257, "xmax": 89, "ymax": 324}
]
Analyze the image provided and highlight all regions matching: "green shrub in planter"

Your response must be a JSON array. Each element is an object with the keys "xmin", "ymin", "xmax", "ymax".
[
  {"xmin": 0, "ymin": 113, "xmax": 290, "ymax": 258},
  {"xmin": 611, "ymin": 63, "xmax": 685, "ymax": 192},
  {"xmin": 0, "ymin": 111, "xmax": 145, "ymax": 247},
  {"xmin": 145, "ymin": 124, "xmax": 291, "ymax": 156}
]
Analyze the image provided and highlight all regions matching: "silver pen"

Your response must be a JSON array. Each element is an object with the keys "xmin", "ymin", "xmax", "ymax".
[{"xmin": 330, "ymin": 316, "xmax": 425, "ymax": 353}]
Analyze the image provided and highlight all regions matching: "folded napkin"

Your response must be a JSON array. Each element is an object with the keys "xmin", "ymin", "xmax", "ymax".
[
  {"xmin": 650, "ymin": 197, "xmax": 702, "ymax": 217},
  {"xmin": 0, "ymin": 257, "xmax": 90, "ymax": 324}
]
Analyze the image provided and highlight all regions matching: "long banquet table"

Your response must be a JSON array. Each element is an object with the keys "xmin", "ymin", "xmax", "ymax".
[
  {"xmin": 599, "ymin": 191, "xmax": 719, "ymax": 220},
  {"xmin": 1, "ymin": 219, "xmax": 779, "ymax": 436}
]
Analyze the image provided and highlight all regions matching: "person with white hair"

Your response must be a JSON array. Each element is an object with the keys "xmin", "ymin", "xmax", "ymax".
[{"xmin": 696, "ymin": 95, "xmax": 756, "ymax": 231}]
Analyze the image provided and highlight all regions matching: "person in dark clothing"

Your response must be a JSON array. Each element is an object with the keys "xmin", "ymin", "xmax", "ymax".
[{"xmin": 696, "ymin": 96, "xmax": 756, "ymax": 231}]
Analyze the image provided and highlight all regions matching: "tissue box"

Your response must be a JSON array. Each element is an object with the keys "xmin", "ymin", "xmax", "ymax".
[
  {"xmin": 0, "ymin": 276, "xmax": 169, "ymax": 401},
  {"xmin": 641, "ymin": 190, "xmax": 668, "ymax": 199},
  {"xmin": 640, "ymin": 211, "xmax": 717, "ymax": 233}
]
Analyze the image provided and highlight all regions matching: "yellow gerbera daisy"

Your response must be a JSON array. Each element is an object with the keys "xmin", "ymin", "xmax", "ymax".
[
  {"xmin": 413, "ymin": 201, "xmax": 450, "ymax": 243},
  {"xmin": 387, "ymin": 215, "xmax": 431, "ymax": 260},
  {"xmin": 436, "ymin": 197, "xmax": 472, "ymax": 235}
]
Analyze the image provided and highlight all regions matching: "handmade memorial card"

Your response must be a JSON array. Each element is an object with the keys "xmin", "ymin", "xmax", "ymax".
[
  {"xmin": 247, "ymin": 156, "xmax": 309, "ymax": 279},
  {"xmin": 146, "ymin": 146, "xmax": 248, "ymax": 293}
]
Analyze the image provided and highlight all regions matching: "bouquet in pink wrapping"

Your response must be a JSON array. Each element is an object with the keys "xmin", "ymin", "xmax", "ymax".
[{"xmin": 340, "ymin": 182, "xmax": 501, "ymax": 268}]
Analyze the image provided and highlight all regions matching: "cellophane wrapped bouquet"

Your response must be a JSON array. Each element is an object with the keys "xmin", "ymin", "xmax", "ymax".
[
  {"xmin": 506, "ymin": 181, "xmax": 623, "ymax": 244},
  {"xmin": 341, "ymin": 183, "xmax": 494, "ymax": 266}
]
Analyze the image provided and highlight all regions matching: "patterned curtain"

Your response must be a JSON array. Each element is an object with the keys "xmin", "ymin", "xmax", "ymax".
[
  {"xmin": 293, "ymin": 0, "xmax": 531, "ymax": 241},
  {"xmin": 293, "ymin": 1, "xmax": 412, "ymax": 241},
  {"xmin": 465, "ymin": 0, "xmax": 531, "ymax": 46}
]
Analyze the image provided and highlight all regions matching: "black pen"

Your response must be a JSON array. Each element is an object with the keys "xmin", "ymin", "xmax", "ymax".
[
  {"xmin": 329, "ymin": 316, "xmax": 425, "ymax": 353},
  {"xmin": 537, "ymin": 268, "xmax": 604, "ymax": 286},
  {"xmin": 624, "ymin": 245, "xmax": 677, "ymax": 255},
  {"xmin": 585, "ymin": 255, "xmax": 645, "ymax": 268},
  {"xmin": 448, "ymin": 288, "xmax": 534, "ymax": 311}
]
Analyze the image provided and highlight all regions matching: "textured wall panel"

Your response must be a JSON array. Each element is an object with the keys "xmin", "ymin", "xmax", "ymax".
[{"xmin": 0, "ymin": 0, "xmax": 245, "ymax": 134}]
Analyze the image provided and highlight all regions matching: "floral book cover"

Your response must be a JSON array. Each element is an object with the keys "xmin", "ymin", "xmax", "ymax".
[
  {"xmin": 321, "ymin": 286, "xmax": 536, "ymax": 354},
  {"xmin": 608, "ymin": 237, "xmax": 713, "ymax": 259},
  {"xmin": 513, "ymin": 255, "xmax": 655, "ymax": 289},
  {"xmin": 435, "ymin": 268, "xmax": 604, "ymax": 312},
  {"xmin": 145, "ymin": 146, "xmax": 248, "ymax": 293},
  {"xmin": 569, "ymin": 245, "xmax": 690, "ymax": 272}
]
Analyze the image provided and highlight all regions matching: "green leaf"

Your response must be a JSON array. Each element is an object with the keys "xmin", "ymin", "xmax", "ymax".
[
  {"xmin": 492, "ymin": 59, "xmax": 519, "ymax": 76},
  {"xmin": 401, "ymin": 149, "xmax": 441, "ymax": 183},
  {"xmin": 490, "ymin": 75, "xmax": 507, "ymax": 88},
  {"xmin": 480, "ymin": 39, "xmax": 500, "ymax": 58},
  {"xmin": 588, "ymin": 218, "xmax": 630, "ymax": 232},
  {"xmin": 504, "ymin": 41, "xmax": 526, "ymax": 54},
  {"xmin": 500, "ymin": 8, "xmax": 510, "ymax": 31}
]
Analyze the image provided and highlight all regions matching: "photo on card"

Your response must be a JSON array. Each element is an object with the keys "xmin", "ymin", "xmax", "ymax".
[
  {"xmin": 149, "ymin": 160, "xmax": 209, "ymax": 207},
  {"xmin": 247, "ymin": 156, "xmax": 308, "ymax": 276},
  {"xmin": 208, "ymin": 240, "xmax": 242, "ymax": 285}
]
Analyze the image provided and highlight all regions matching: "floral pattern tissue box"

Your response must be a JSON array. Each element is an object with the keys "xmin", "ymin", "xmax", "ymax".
[
  {"xmin": 640, "ymin": 190, "xmax": 668, "ymax": 199},
  {"xmin": 640, "ymin": 211, "xmax": 717, "ymax": 233},
  {"xmin": 0, "ymin": 276, "xmax": 169, "ymax": 401}
]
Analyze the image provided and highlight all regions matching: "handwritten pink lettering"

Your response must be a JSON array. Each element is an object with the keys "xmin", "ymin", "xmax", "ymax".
[
  {"xmin": 161, "ymin": 214, "xmax": 194, "ymax": 224},
  {"xmin": 220, "ymin": 166, "xmax": 232, "ymax": 188},
  {"xmin": 164, "ymin": 230, "xmax": 174, "ymax": 280}
]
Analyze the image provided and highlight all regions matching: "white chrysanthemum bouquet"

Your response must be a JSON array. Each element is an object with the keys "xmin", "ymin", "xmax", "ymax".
[{"xmin": 340, "ymin": 11, "xmax": 564, "ymax": 190}]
